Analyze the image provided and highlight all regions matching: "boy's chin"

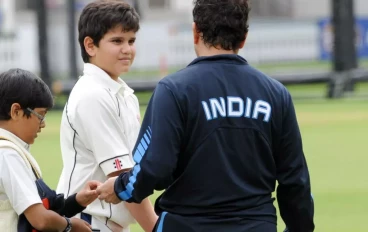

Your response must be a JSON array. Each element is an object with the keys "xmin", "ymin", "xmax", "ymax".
[
  {"xmin": 119, "ymin": 68, "xmax": 131, "ymax": 75},
  {"xmin": 28, "ymin": 137, "xmax": 35, "ymax": 145}
]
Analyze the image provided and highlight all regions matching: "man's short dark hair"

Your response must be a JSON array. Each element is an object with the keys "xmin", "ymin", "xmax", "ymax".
[
  {"xmin": 193, "ymin": 0, "xmax": 250, "ymax": 51},
  {"xmin": 0, "ymin": 69, "xmax": 54, "ymax": 120},
  {"xmin": 78, "ymin": 0, "xmax": 140, "ymax": 63}
]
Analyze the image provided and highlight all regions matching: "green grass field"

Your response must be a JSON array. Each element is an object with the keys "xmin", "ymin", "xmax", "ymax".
[{"xmin": 31, "ymin": 86, "xmax": 368, "ymax": 231}]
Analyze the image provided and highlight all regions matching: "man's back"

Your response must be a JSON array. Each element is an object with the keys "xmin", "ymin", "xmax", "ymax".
[{"xmin": 151, "ymin": 54, "xmax": 313, "ymax": 230}]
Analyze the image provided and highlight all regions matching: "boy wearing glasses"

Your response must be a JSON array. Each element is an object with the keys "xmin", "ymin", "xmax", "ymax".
[
  {"xmin": 27, "ymin": 108, "xmax": 46, "ymax": 125},
  {"xmin": 0, "ymin": 68, "xmax": 99, "ymax": 231},
  {"xmin": 56, "ymin": 1, "xmax": 157, "ymax": 232}
]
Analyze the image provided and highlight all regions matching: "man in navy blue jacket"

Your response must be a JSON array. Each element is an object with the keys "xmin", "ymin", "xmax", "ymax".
[{"xmin": 97, "ymin": 0, "xmax": 315, "ymax": 231}]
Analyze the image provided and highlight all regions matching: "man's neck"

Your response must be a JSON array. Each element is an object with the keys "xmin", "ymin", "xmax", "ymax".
[{"xmin": 197, "ymin": 46, "xmax": 238, "ymax": 57}]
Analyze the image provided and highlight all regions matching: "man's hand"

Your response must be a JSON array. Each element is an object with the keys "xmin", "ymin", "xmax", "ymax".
[
  {"xmin": 76, "ymin": 180, "xmax": 101, "ymax": 207},
  {"xmin": 96, "ymin": 177, "xmax": 122, "ymax": 204},
  {"xmin": 70, "ymin": 218, "xmax": 92, "ymax": 232}
]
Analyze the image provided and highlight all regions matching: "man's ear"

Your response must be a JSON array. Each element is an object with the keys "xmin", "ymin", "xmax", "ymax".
[
  {"xmin": 238, "ymin": 32, "xmax": 248, "ymax": 49},
  {"xmin": 192, "ymin": 22, "xmax": 200, "ymax": 45},
  {"xmin": 10, "ymin": 103, "xmax": 23, "ymax": 120},
  {"xmin": 84, "ymin": 36, "xmax": 97, "ymax": 57}
]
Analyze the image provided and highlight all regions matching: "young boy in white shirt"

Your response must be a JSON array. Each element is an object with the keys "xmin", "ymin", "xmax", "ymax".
[
  {"xmin": 0, "ymin": 68, "xmax": 98, "ymax": 232},
  {"xmin": 56, "ymin": 1, "xmax": 158, "ymax": 232}
]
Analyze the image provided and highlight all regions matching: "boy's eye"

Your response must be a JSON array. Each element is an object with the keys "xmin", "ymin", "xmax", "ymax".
[
  {"xmin": 128, "ymin": 39, "xmax": 136, "ymax": 45},
  {"xmin": 112, "ymin": 39, "xmax": 122, "ymax": 44}
]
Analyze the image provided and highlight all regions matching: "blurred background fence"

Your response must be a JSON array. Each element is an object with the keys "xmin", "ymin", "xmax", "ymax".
[{"xmin": 1, "ymin": 0, "xmax": 368, "ymax": 101}]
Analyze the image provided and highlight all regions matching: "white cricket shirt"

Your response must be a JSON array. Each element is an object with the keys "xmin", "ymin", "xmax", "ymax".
[
  {"xmin": 0, "ymin": 129, "xmax": 42, "ymax": 217},
  {"xmin": 56, "ymin": 63, "xmax": 141, "ymax": 227}
]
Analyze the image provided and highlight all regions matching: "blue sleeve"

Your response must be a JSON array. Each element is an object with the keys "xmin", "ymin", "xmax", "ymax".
[
  {"xmin": 114, "ymin": 83, "xmax": 184, "ymax": 203},
  {"xmin": 276, "ymin": 90, "xmax": 315, "ymax": 232}
]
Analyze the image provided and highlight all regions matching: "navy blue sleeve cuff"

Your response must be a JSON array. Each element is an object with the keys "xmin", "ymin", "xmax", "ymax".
[{"xmin": 114, "ymin": 171, "xmax": 129, "ymax": 201}]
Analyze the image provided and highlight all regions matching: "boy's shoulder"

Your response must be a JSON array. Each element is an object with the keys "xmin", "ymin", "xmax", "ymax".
[
  {"xmin": 72, "ymin": 75, "xmax": 106, "ymax": 95},
  {"xmin": 67, "ymin": 75, "xmax": 117, "ymax": 106},
  {"xmin": 0, "ymin": 145, "xmax": 26, "ymax": 166}
]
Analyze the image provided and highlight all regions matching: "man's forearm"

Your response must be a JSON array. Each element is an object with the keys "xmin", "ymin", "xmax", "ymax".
[
  {"xmin": 124, "ymin": 197, "xmax": 158, "ymax": 232},
  {"xmin": 277, "ymin": 185, "xmax": 314, "ymax": 232},
  {"xmin": 115, "ymin": 167, "xmax": 161, "ymax": 203}
]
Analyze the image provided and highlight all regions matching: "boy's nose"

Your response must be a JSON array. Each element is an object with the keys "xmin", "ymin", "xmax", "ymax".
[
  {"xmin": 40, "ymin": 121, "xmax": 46, "ymax": 128},
  {"xmin": 121, "ymin": 43, "xmax": 132, "ymax": 54}
]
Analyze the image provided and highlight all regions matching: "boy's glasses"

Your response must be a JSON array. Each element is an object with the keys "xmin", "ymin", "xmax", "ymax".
[{"xmin": 26, "ymin": 108, "xmax": 46, "ymax": 124}]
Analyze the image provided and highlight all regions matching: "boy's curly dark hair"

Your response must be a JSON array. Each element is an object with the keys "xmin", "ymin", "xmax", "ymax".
[{"xmin": 193, "ymin": 0, "xmax": 250, "ymax": 51}]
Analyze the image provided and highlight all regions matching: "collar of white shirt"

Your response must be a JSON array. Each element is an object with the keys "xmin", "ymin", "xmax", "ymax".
[
  {"xmin": 0, "ymin": 128, "xmax": 30, "ymax": 151},
  {"xmin": 83, "ymin": 63, "xmax": 134, "ymax": 97}
]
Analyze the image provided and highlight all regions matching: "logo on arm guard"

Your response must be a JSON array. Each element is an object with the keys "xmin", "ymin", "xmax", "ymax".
[{"xmin": 114, "ymin": 158, "xmax": 123, "ymax": 170}]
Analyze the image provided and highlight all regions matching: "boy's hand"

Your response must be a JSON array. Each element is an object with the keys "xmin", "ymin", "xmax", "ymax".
[
  {"xmin": 70, "ymin": 218, "xmax": 92, "ymax": 232},
  {"xmin": 96, "ymin": 177, "xmax": 122, "ymax": 204},
  {"xmin": 76, "ymin": 180, "xmax": 101, "ymax": 207}
]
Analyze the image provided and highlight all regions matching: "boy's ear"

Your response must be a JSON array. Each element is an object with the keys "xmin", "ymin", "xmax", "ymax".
[
  {"xmin": 84, "ymin": 36, "xmax": 96, "ymax": 57},
  {"xmin": 10, "ymin": 103, "xmax": 22, "ymax": 120}
]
